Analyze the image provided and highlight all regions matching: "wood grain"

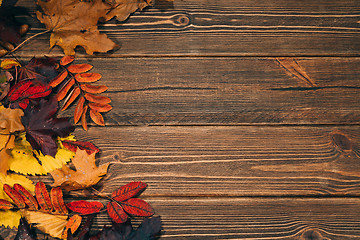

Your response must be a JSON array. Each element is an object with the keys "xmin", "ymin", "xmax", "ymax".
[
  {"xmin": 14, "ymin": 0, "xmax": 360, "ymax": 56},
  {"xmin": 26, "ymin": 126, "xmax": 360, "ymax": 197},
  {"xmin": 56, "ymin": 57, "xmax": 360, "ymax": 125}
]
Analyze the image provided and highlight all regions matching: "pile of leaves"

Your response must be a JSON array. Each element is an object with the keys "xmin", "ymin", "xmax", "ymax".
[{"xmin": 0, "ymin": 56, "xmax": 162, "ymax": 239}]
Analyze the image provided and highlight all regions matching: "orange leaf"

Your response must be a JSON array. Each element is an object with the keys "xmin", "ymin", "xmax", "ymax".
[
  {"xmin": 35, "ymin": 182, "xmax": 53, "ymax": 212},
  {"xmin": 84, "ymin": 93, "xmax": 111, "ymax": 104},
  {"xmin": 89, "ymin": 109, "xmax": 104, "ymax": 126},
  {"xmin": 3, "ymin": 184, "xmax": 26, "ymax": 208},
  {"xmin": 75, "ymin": 73, "xmax": 102, "ymax": 83},
  {"xmin": 14, "ymin": 184, "xmax": 38, "ymax": 210},
  {"xmin": 49, "ymin": 70, "xmax": 68, "ymax": 87},
  {"xmin": 68, "ymin": 64, "xmax": 93, "ymax": 74},
  {"xmin": 74, "ymin": 96, "xmax": 85, "ymax": 124},
  {"xmin": 62, "ymin": 87, "xmax": 80, "ymax": 111},
  {"xmin": 0, "ymin": 199, "xmax": 14, "ymax": 210},
  {"xmin": 80, "ymin": 84, "xmax": 108, "ymax": 94},
  {"xmin": 88, "ymin": 102, "xmax": 112, "ymax": 112},
  {"xmin": 62, "ymin": 214, "xmax": 82, "ymax": 239},
  {"xmin": 50, "ymin": 187, "xmax": 67, "ymax": 214},
  {"xmin": 57, "ymin": 78, "xmax": 75, "ymax": 101},
  {"xmin": 60, "ymin": 56, "xmax": 75, "ymax": 66},
  {"xmin": 81, "ymin": 105, "xmax": 88, "ymax": 131}
]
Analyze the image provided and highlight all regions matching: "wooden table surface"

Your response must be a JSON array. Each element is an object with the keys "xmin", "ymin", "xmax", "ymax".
[{"xmin": 2, "ymin": 0, "xmax": 360, "ymax": 239}]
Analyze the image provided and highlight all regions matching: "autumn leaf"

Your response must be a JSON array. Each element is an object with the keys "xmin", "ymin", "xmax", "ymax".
[
  {"xmin": 104, "ymin": 0, "xmax": 152, "ymax": 22},
  {"xmin": 62, "ymin": 139, "xmax": 99, "ymax": 154},
  {"xmin": 21, "ymin": 97, "xmax": 74, "ymax": 157},
  {"xmin": 112, "ymin": 181, "xmax": 147, "ymax": 202},
  {"xmin": 36, "ymin": 0, "xmax": 118, "ymax": 55},
  {"xmin": 17, "ymin": 57, "xmax": 60, "ymax": 84},
  {"xmin": 66, "ymin": 200, "xmax": 104, "ymax": 214},
  {"xmin": 0, "ymin": 104, "xmax": 24, "ymax": 132},
  {"xmin": 50, "ymin": 148, "xmax": 110, "ymax": 191}
]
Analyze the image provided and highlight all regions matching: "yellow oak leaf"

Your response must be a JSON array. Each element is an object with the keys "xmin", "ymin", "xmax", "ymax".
[
  {"xmin": 36, "ymin": 0, "xmax": 117, "ymax": 55},
  {"xmin": 104, "ymin": 0, "xmax": 152, "ymax": 22},
  {"xmin": 9, "ymin": 134, "xmax": 75, "ymax": 175},
  {"xmin": 50, "ymin": 148, "xmax": 109, "ymax": 191},
  {"xmin": 21, "ymin": 210, "xmax": 68, "ymax": 239}
]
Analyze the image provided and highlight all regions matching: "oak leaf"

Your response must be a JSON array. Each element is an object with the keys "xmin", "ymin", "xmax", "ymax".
[
  {"xmin": 36, "ymin": 0, "xmax": 118, "ymax": 55},
  {"xmin": 50, "ymin": 148, "xmax": 110, "ymax": 191}
]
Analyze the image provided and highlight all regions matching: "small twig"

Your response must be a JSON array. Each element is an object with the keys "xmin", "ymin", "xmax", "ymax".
[{"xmin": 6, "ymin": 30, "xmax": 51, "ymax": 56}]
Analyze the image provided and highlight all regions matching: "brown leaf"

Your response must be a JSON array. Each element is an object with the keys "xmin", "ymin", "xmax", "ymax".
[
  {"xmin": 75, "ymin": 73, "xmax": 102, "ymax": 83},
  {"xmin": 62, "ymin": 87, "xmax": 80, "ymax": 111},
  {"xmin": 57, "ymin": 78, "xmax": 75, "ymax": 101},
  {"xmin": 104, "ymin": 0, "xmax": 152, "ymax": 22},
  {"xmin": 88, "ymin": 102, "xmax": 112, "ymax": 112},
  {"xmin": 89, "ymin": 109, "xmax": 105, "ymax": 126},
  {"xmin": 74, "ymin": 96, "xmax": 85, "ymax": 124},
  {"xmin": 36, "ymin": 0, "xmax": 118, "ymax": 55},
  {"xmin": 81, "ymin": 105, "xmax": 88, "ymax": 131},
  {"xmin": 84, "ymin": 93, "xmax": 111, "ymax": 104},
  {"xmin": 50, "ymin": 148, "xmax": 110, "ymax": 191},
  {"xmin": 49, "ymin": 70, "xmax": 68, "ymax": 87},
  {"xmin": 80, "ymin": 84, "xmax": 108, "ymax": 94}
]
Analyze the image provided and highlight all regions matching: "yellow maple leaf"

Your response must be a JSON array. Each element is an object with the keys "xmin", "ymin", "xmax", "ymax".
[
  {"xmin": 51, "ymin": 148, "xmax": 109, "ymax": 191},
  {"xmin": 21, "ymin": 210, "xmax": 68, "ymax": 239},
  {"xmin": 8, "ymin": 134, "xmax": 74, "ymax": 175}
]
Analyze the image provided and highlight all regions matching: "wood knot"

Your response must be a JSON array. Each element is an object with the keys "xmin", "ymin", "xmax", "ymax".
[
  {"xmin": 299, "ymin": 229, "xmax": 328, "ymax": 240},
  {"xmin": 331, "ymin": 132, "xmax": 352, "ymax": 152},
  {"xmin": 173, "ymin": 14, "xmax": 190, "ymax": 26}
]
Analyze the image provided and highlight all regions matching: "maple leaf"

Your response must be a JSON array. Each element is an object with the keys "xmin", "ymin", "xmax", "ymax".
[
  {"xmin": 17, "ymin": 57, "xmax": 60, "ymax": 84},
  {"xmin": 36, "ymin": 0, "xmax": 118, "ymax": 55},
  {"xmin": 50, "ymin": 148, "xmax": 110, "ymax": 191},
  {"xmin": 104, "ymin": 0, "xmax": 152, "ymax": 22},
  {"xmin": 21, "ymin": 97, "xmax": 74, "ymax": 157}
]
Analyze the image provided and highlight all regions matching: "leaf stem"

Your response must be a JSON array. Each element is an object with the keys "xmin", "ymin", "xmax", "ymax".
[{"xmin": 6, "ymin": 30, "xmax": 51, "ymax": 56}]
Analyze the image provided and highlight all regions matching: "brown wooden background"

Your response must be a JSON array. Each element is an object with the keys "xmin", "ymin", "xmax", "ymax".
[{"xmin": 2, "ymin": 0, "xmax": 360, "ymax": 239}]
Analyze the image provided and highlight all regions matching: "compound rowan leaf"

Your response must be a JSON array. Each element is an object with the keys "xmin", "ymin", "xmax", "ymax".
[
  {"xmin": 122, "ymin": 198, "xmax": 154, "ymax": 217},
  {"xmin": 50, "ymin": 148, "xmax": 110, "ymax": 191},
  {"xmin": 57, "ymin": 78, "xmax": 75, "ymax": 101},
  {"xmin": 14, "ymin": 184, "xmax": 38, "ymax": 210},
  {"xmin": 75, "ymin": 73, "xmax": 101, "ymax": 83},
  {"xmin": 67, "ymin": 64, "xmax": 93, "ymax": 74},
  {"xmin": 80, "ymin": 84, "xmax": 108, "ymax": 94},
  {"xmin": 88, "ymin": 102, "xmax": 112, "ymax": 112},
  {"xmin": 62, "ymin": 140, "xmax": 99, "ymax": 154},
  {"xmin": 3, "ymin": 184, "xmax": 25, "ymax": 208},
  {"xmin": 81, "ymin": 105, "xmax": 88, "ymax": 131},
  {"xmin": 66, "ymin": 200, "xmax": 104, "ymax": 214},
  {"xmin": 62, "ymin": 86, "xmax": 80, "ymax": 111},
  {"xmin": 50, "ymin": 187, "xmax": 67, "ymax": 214},
  {"xmin": 21, "ymin": 98, "xmax": 74, "ymax": 157},
  {"xmin": 0, "ymin": 199, "xmax": 14, "ymax": 210},
  {"xmin": 112, "ymin": 181, "xmax": 147, "ymax": 202},
  {"xmin": 74, "ymin": 96, "xmax": 85, "ymax": 124},
  {"xmin": 49, "ymin": 70, "xmax": 68, "ymax": 87},
  {"xmin": 85, "ymin": 93, "xmax": 111, "ymax": 104},
  {"xmin": 107, "ymin": 201, "xmax": 128, "ymax": 223},
  {"xmin": 60, "ymin": 56, "xmax": 75, "ymax": 66},
  {"xmin": 89, "ymin": 109, "xmax": 104, "ymax": 126},
  {"xmin": 36, "ymin": 0, "xmax": 118, "ymax": 55},
  {"xmin": 35, "ymin": 181, "xmax": 52, "ymax": 212}
]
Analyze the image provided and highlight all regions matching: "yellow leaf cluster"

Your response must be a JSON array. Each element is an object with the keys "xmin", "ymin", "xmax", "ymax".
[{"xmin": 9, "ymin": 134, "xmax": 75, "ymax": 175}]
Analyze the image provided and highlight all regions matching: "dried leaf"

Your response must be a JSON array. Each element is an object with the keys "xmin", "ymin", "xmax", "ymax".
[
  {"xmin": 112, "ymin": 181, "xmax": 147, "ymax": 202},
  {"xmin": 50, "ymin": 148, "xmax": 110, "ymax": 191},
  {"xmin": 67, "ymin": 64, "xmax": 93, "ymax": 74},
  {"xmin": 0, "ymin": 105, "xmax": 24, "ymax": 132},
  {"xmin": 17, "ymin": 57, "xmax": 59, "ymax": 84},
  {"xmin": 60, "ymin": 56, "xmax": 75, "ymax": 66},
  {"xmin": 74, "ymin": 96, "xmax": 85, "ymax": 124},
  {"xmin": 75, "ymin": 73, "xmax": 102, "ymax": 83},
  {"xmin": 57, "ymin": 78, "xmax": 75, "ymax": 101},
  {"xmin": 89, "ymin": 109, "xmax": 104, "ymax": 126},
  {"xmin": 14, "ymin": 184, "xmax": 38, "ymax": 210},
  {"xmin": 104, "ymin": 0, "xmax": 151, "ymax": 22},
  {"xmin": 50, "ymin": 187, "xmax": 67, "ymax": 214},
  {"xmin": 36, "ymin": 0, "xmax": 117, "ymax": 55},
  {"xmin": 49, "ymin": 70, "xmax": 68, "ymax": 87},
  {"xmin": 80, "ymin": 84, "xmax": 108, "ymax": 94},
  {"xmin": 62, "ymin": 140, "xmax": 99, "ymax": 154},
  {"xmin": 62, "ymin": 86, "xmax": 80, "ymax": 111},
  {"xmin": 88, "ymin": 102, "xmax": 112, "ymax": 113},
  {"xmin": 35, "ymin": 181, "xmax": 52, "ymax": 212},
  {"xmin": 122, "ymin": 198, "xmax": 154, "ymax": 217},
  {"xmin": 85, "ymin": 93, "xmax": 111, "ymax": 104},
  {"xmin": 66, "ymin": 200, "xmax": 104, "ymax": 214},
  {"xmin": 107, "ymin": 201, "xmax": 127, "ymax": 223}
]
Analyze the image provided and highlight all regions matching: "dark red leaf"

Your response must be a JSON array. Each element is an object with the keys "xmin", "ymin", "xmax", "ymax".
[
  {"xmin": 66, "ymin": 200, "xmax": 104, "ymax": 214},
  {"xmin": 21, "ymin": 97, "xmax": 74, "ymax": 157},
  {"xmin": 7, "ymin": 80, "xmax": 32, "ymax": 101},
  {"xmin": 112, "ymin": 182, "xmax": 147, "ymax": 202},
  {"xmin": 122, "ymin": 198, "xmax": 154, "ymax": 217},
  {"xmin": 18, "ymin": 57, "xmax": 60, "ymax": 84},
  {"xmin": 107, "ymin": 201, "xmax": 128, "ymax": 223},
  {"xmin": 62, "ymin": 140, "xmax": 99, "ymax": 154}
]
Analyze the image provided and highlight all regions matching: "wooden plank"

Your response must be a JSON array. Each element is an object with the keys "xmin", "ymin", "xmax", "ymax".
[
  {"xmin": 55, "ymin": 57, "xmax": 360, "ymax": 125},
  {"xmin": 15, "ymin": 0, "xmax": 360, "ymax": 56},
  {"xmin": 2, "ymin": 198, "xmax": 360, "ymax": 239},
  {"xmin": 27, "ymin": 126, "xmax": 360, "ymax": 197}
]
